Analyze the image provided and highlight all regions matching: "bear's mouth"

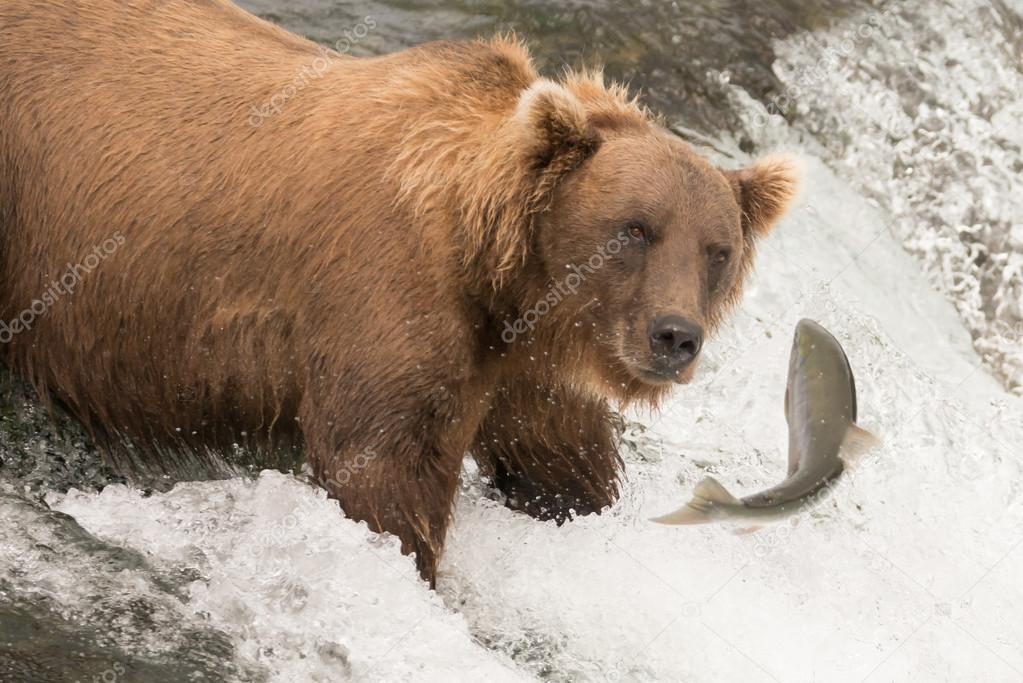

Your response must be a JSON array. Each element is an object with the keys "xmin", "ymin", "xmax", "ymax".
[
  {"xmin": 625, "ymin": 358, "xmax": 698, "ymax": 386},
  {"xmin": 634, "ymin": 366, "xmax": 680, "ymax": 384},
  {"xmin": 612, "ymin": 347, "xmax": 677, "ymax": 387}
]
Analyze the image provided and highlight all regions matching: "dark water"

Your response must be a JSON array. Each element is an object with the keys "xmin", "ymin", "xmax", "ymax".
[{"xmin": 237, "ymin": 0, "xmax": 865, "ymax": 145}]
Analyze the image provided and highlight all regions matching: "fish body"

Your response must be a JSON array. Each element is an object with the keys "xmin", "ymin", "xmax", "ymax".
[{"xmin": 652, "ymin": 319, "xmax": 880, "ymax": 526}]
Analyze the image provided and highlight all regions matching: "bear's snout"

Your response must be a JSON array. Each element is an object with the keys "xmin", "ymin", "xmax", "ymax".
[{"xmin": 648, "ymin": 315, "xmax": 704, "ymax": 373}]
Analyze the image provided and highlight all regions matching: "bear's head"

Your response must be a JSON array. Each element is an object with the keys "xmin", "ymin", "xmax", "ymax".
[{"xmin": 486, "ymin": 75, "xmax": 799, "ymax": 402}]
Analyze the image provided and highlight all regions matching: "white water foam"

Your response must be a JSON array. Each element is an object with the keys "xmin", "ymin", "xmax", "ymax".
[{"xmin": 762, "ymin": 0, "xmax": 1023, "ymax": 394}]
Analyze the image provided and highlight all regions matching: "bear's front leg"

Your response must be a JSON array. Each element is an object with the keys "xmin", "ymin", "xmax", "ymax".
[
  {"xmin": 472, "ymin": 380, "xmax": 624, "ymax": 523},
  {"xmin": 301, "ymin": 393, "xmax": 477, "ymax": 587}
]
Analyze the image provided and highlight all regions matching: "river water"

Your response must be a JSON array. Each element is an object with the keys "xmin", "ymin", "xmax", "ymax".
[{"xmin": 2, "ymin": 1, "xmax": 1022, "ymax": 681}]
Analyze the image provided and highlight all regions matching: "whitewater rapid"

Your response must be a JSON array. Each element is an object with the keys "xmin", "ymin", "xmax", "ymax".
[{"xmin": 4, "ymin": 1, "xmax": 1023, "ymax": 681}]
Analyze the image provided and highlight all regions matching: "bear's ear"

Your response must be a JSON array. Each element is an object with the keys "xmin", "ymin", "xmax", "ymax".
[
  {"xmin": 725, "ymin": 155, "xmax": 801, "ymax": 240},
  {"xmin": 515, "ymin": 80, "xmax": 601, "ymax": 212},
  {"xmin": 460, "ymin": 80, "xmax": 600, "ymax": 292}
]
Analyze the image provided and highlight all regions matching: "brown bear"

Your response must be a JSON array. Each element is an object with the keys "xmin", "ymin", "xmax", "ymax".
[{"xmin": 0, "ymin": 0, "xmax": 798, "ymax": 585}]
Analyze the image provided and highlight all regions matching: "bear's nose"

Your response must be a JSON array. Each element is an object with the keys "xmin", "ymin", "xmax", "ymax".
[{"xmin": 648, "ymin": 315, "xmax": 704, "ymax": 368}]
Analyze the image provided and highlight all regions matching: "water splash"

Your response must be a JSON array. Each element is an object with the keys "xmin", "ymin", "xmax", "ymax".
[{"xmin": 763, "ymin": 0, "xmax": 1023, "ymax": 394}]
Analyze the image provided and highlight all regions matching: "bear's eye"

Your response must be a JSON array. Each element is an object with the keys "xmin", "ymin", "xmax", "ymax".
[
  {"xmin": 708, "ymin": 247, "xmax": 732, "ymax": 292},
  {"xmin": 626, "ymin": 222, "xmax": 648, "ymax": 242},
  {"xmin": 710, "ymin": 248, "xmax": 731, "ymax": 266}
]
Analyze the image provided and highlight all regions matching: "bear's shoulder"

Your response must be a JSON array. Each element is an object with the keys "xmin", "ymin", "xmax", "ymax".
[{"xmin": 399, "ymin": 36, "xmax": 539, "ymax": 94}]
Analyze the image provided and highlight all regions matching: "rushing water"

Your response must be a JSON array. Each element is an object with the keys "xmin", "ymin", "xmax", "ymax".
[
  {"xmin": 761, "ymin": 0, "xmax": 1023, "ymax": 394},
  {"xmin": 2, "ymin": 1, "xmax": 1023, "ymax": 681}
]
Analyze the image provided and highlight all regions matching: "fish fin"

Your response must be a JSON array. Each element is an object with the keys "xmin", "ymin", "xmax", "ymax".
[
  {"xmin": 692, "ymin": 476, "xmax": 740, "ymax": 505},
  {"xmin": 649, "ymin": 477, "xmax": 738, "ymax": 525},
  {"xmin": 732, "ymin": 525, "xmax": 763, "ymax": 535},
  {"xmin": 840, "ymin": 423, "xmax": 882, "ymax": 464}
]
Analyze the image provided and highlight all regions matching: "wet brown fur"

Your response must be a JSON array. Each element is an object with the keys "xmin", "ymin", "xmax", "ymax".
[{"xmin": 0, "ymin": 0, "xmax": 798, "ymax": 584}]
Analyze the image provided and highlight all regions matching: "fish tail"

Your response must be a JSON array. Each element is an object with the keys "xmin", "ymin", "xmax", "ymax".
[{"xmin": 650, "ymin": 477, "xmax": 739, "ymax": 525}]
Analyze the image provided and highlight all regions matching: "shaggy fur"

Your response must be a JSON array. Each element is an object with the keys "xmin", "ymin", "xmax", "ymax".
[{"xmin": 0, "ymin": 0, "xmax": 798, "ymax": 584}]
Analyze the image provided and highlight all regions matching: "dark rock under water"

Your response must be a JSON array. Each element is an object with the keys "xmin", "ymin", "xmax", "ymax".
[{"xmin": 0, "ymin": 486, "xmax": 268, "ymax": 682}]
